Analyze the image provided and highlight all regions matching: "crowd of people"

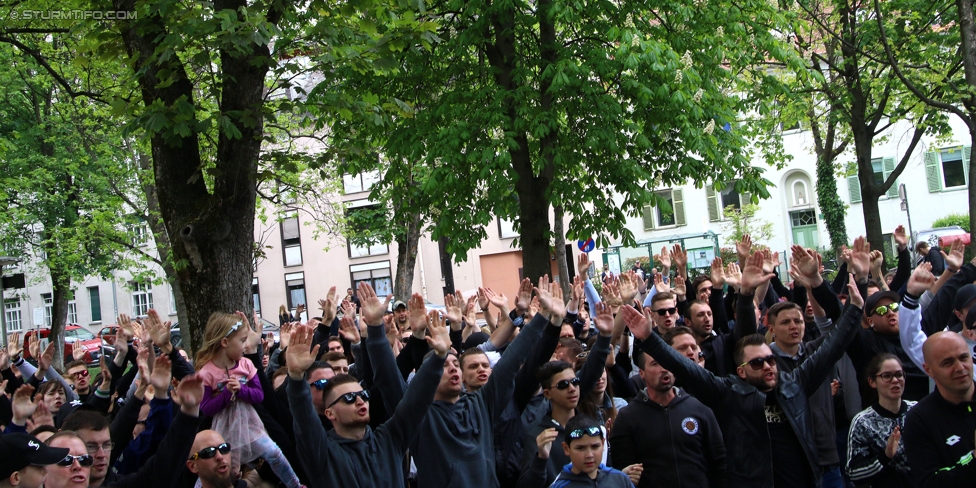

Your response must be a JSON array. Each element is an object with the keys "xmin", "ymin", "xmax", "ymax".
[{"xmin": 0, "ymin": 225, "xmax": 975, "ymax": 488}]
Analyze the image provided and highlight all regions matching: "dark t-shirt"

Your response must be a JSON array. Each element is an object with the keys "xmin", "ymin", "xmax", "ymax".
[{"xmin": 765, "ymin": 395, "xmax": 814, "ymax": 488}]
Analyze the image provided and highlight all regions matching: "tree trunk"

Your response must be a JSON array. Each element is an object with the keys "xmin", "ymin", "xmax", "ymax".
[
  {"xmin": 553, "ymin": 206, "xmax": 571, "ymax": 299},
  {"xmin": 48, "ymin": 268, "xmax": 70, "ymax": 371},
  {"xmin": 815, "ymin": 152, "xmax": 849, "ymax": 252},
  {"xmin": 393, "ymin": 210, "xmax": 422, "ymax": 302},
  {"xmin": 958, "ymin": 0, "xmax": 976, "ymax": 253}
]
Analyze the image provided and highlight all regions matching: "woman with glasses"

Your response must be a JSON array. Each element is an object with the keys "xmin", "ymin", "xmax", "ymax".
[{"xmin": 846, "ymin": 353, "xmax": 916, "ymax": 487}]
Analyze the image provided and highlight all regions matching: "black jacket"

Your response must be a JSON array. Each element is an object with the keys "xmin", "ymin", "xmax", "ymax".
[
  {"xmin": 903, "ymin": 382, "xmax": 976, "ymax": 488},
  {"xmin": 610, "ymin": 388, "xmax": 727, "ymax": 488},
  {"xmin": 700, "ymin": 289, "xmax": 758, "ymax": 377},
  {"xmin": 637, "ymin": 302, "xmax": 863, "ymax": 488}
]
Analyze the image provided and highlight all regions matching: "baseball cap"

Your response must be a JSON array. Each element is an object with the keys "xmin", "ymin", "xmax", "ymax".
[
  {"xmin": 0, "ymin": 433, "xmax": 70, "ymax": 479},
  {"xmin": 392, "ymin": 301, "xmax": 407, "ymax": 310},
  {"xmin": 966, "ymin": 302, "xmax": 976, "ymax": 330},
  {"xmin": 462, "ymin": 332, "xmax": 490, "ymax": 351},
  {"xmin": 864, "ymin": 291, "xmax": 900, "ymax": 316},
  {"xmin": 56, "ymin": 399, "xmax": 97, "ymax": 427},
  {"xmin": 954, "ymin": 285, "xmax": 976, "ymax": 312}
]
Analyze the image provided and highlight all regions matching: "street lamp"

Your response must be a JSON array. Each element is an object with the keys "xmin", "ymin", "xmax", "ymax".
[
  {"xmin": 0, "ymin": 256, "xmax": 22, "ymax": 346},
  {"xmin": 899, "ymin": 184, "xmax": 915, "ymax": 254}
]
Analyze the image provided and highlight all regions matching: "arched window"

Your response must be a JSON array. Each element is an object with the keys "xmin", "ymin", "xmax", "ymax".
[{"xmin": 792, "ymin": 180, "xmax": 808, "ymax": 207}]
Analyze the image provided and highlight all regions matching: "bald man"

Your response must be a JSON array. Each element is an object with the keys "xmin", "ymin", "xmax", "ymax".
[
  {"xmin": 185, "ymin": 431, "xmax": 242, "ymax": 488},
  {"xmin": 903, "ymin": 332, "xmax": 976, "ymax": 488}
]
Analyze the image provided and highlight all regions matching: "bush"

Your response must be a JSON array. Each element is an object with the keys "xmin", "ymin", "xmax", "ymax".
[{"xmin": 932, "ymin": 213, "xmax": 970, "ymax": 233}]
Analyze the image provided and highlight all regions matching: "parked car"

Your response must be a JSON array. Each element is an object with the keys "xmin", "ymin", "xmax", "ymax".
[
  {"xmin": 169, "ymin": 317, "xmax": 279, "ymax": 350},
  {"xmin": 915, "ymin": 226, "xmax": 970, "ymax": 252},
  {"xmin": 23, "ymin": 325, "xmax": 108, "ymax": 366},
  {"xmin": 97, "ymin": 325, "xmax": 120, "ymax": 346}
]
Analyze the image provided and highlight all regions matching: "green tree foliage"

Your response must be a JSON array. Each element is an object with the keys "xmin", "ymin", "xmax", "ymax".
[
  {"xmin": 933, "ymin": 213, "xmax": 971, "ymax": 233},
  {"xmin": 721, "ymin": 204, "xmax": 774, "ymax": 246},
  {"xmin": 316, "ymin": 0, "xmax": 801, "ymax": 281}
]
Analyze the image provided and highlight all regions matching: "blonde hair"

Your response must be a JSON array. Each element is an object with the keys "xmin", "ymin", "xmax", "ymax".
[{"xmin": 195, "ymin": 312, "xmax": 246, "ymax": 370}]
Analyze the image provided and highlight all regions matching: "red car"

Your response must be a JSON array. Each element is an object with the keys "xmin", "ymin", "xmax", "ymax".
[
  {"xmin": 97, "ymin": 325, "xmax": 120, "ymax": 346},
  {"xmin": 23, "ymin": 325, "xmax": 106, "ymax": 365}
]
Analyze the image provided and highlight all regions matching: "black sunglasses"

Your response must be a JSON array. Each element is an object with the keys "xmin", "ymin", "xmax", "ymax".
[
  {"xmin": 57, "ymin": 454, "xmax": 94, "ymax": 467},
  {"xmin": 552, "ymin": 377, "xmax": 581, "ymax": 390},
  {"xmin": 190, "ymin": 443, "xmax": 231, "ymax": 461},
  {"xmin": 310, "ymin": 379, "xmax": 330, "ymax": 390},
  {"xmin": 740, "ymin": 355, "xmax": 776, "ymax": 370},
  {"xmin": 568, "ymin": 426, "xmax": 602, "ymax": 439},
  {"xmin": 327, "ymin": 390, "xmax": 370, "ymax": 409},
  {"xmin": 653, "ymin": 307, "xmax": 678, "ymax": 316}
]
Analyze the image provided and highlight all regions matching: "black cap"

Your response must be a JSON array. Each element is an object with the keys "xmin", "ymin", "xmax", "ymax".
[
  {"xmin": 864, "ymin": 291, "xmax": 900, "ymax": 316},
  {"xmin": 965, "ymin": 302, "xmax": 976, "ymax": 330},
  {"xmin": 954, "ymin": 285, "xmax": 976, "ymax": 312},
  {"xmin": 392, "ymin": 301, "xmax": 407, "ymax": 310},
  {"xmin": 462, "ymin": 332, "xmax": 490, "ymax": 351},
  {"xmin": 56, "ymin": 399, "xmax": 97, "ymax": 427},
  {"xmin": 0, "ymin": 433, "xmax": 70, "ymax": 479}
]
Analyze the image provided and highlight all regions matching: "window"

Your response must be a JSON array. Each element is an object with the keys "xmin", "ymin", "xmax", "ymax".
[
  {"xmin": 131, "ymin": 282, "xmax": 153, "ymax": 317},
  {"xmin": 342, "ymin": 171, "xmax": 380, "ymax": 194},
  {"xmin": 88, "ymin": 286, "xmax": 102, "ymax": 322},
  {"xmin": 252, "ymin": 278, "xmax": 261, "ymax": 316},
  {"xmin": 848, "ymin": 156, "xmax": 899, "ymax": 203},
  {"xmin": 497, "ymin": 218, "xmax": 519, "ymax": 239},
  {"xmin": 169, "ymin": 287, "xmax": 177, "ymax": 314},
  {"xmin": 132, "ymin": 223, "xmax": 149, "ymax": 246},
  {"xmin": 925, "ymin": 146, "xmax": 971, "ymax": 192},
  {"xmin": 4, "ymin": 299, "xmax": 21, "ymax": 332},
  {"xmin": 41, "ymin": 293, "xmax": 52, "ymax": 326},
  {"xmin": 280, "ymin": 212, "xmax": 303, "ymax": 266},
  {"xmin": 349, "ymin": 240, "xmax": 389, "ymax": 258},
  {"xmin": 67, "ymin": 301, "xmax": 77, "ymax": 325},
  {"xmin": 285, "ymin": 272, "xmax": 307, "ymax": 311},
  {"xmin": 345, "ymin": 203, "xmax": 390, "ymax": 257},
  {"xmin": 706, "ymin": 184, "xmax": 747, "ymax": 222},
  {"xmin": 792, "ymin": 180, "xmax": 809, "ymax": 206},
  {"xmin": 350, "ymin": 262, "xmax": 393, "ymax": 297},
  {"xmin": 641, "ymin": 189, "xmax": 685, "ymax": 230}
]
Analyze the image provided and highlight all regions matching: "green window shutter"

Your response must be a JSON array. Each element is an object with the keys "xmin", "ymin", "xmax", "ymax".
[
  {"xmin": 642, "ymin": 205, "xmax": 655, "ymax": 231},
  {"xmin": 848, "ymin": 175, "xmax": 861, "ymax": 203},
  {"xmin": 924, "ymin": 151, "xmax": 941, "ymax": 193},
  {"xmin": 673, "ymin": 189, "xmax": 686, "ymax": 226},
  {"xmin": 882, "ymin": 156, "xmax": 899, "ymax": 198},
  {"xmin": 964, "ymin": 146, "xmax": 972, "ymax": 184},
  {"xmin": 706, "ymin": 185, "xmax": 720, "ymax": 222}
]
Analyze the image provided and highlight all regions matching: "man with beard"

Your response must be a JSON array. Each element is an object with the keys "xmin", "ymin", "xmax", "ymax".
[
  {"xmin": 185, "ymin": 431, "xmax": 242, "ymax": 488},
  {"xmin": 611, "ymin": 348, "xmax": 725, "ymax": 487},
  {"xmin": 623, "ymin": 262, "xmax": 865, "ymax": 488}
]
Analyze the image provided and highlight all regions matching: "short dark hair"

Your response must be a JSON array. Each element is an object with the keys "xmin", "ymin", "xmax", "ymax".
[
  {"xmin": 563, "ymin": 415, "xmax": 603, "ymax": 446},
  {"xmin": 321, "ymin": 351, "xmax": 347, "ymax": 364},
  {"xmin": 537, "ymin": 360, "xmax": 574, "ymax": 389},
  {"xmin": 650, "ymin": 292, "xmax": 676, "ymax": 308},
  {"xmin": 684, "ymin": 300, "xmax": 709, "ymax": 318},
  {"xmin": 663, "ymin": 326, "xmax": 695, "ymax": 347},
  {"xmin": 306, "ymin": 361, "xmax": 331, "ymax": 375},
  {"xmin": 319, "ymin": 373, "xmax": 361, "ymax": 407},
  {"xmin": 65, "ymin": 361, "xmax": 88, "ymax": 372},
  {"xmin": 915, "ymin": 242, "xmax": 929, "ymax": 253},
  {"xmin": 328, "ymin": 336, "xmax": 342, "ymax": 344},
  {"xmin": 459, "ymin": 348, "xmax": 488, "ymax": 369},
  {"xmin": 865, "ymin": 279, "xmax": 881, "ymax": 290},
  {"xmin": 691, "ymin": 275, "xmax": 712, "ymax": 295},
  {"xmin": 767, "ymin": 302, "xmax": 802, "ymax": 324},
  {"xmin": 734, "ymin": 334, "xmax": 768, "ymax": 366},
  {"xmin": 61, "ymin": 410, "xmax": 109, "ymax": 432},
  {"xmin": 557, "ymin": 338, "xmax": 583, "ymax": 359}
]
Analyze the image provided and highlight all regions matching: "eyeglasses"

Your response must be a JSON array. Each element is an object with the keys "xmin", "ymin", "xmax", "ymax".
[
  {"xmin": 872, "ymin": 303, "xmax": 900, "ymax": 316},
  {"xmin": 224, "ymin": 321, "xmax": 242, "ymax": 338},
  {"xmin": 568, "ymin": 426, "xmax": 602, "ymax": 439},
  {"xmin": 653, "ymin": 307, "xmax": 678, "ymax": 316},
  {"xmin": 310, "ymin": 379, "xmax": 330, "ymax": 390},
  {"xmin": 739, "ymin": 355, "xmax": 776, "ymax": 370},
  {"xmin": 56, "ymin": 454, "xmax": 94, "ymax": 467},
  {"xmin": 326, "ymin": 390, "xmax": 370, "ymax": 409},
  {"xmin": 552, "ymin": 377, "xmax": 581, "ymax": 390},
  {"xmin": 85, "ymin": 442, "xmax": 114, "ymax": 454},
  {"xmin": 576, "ymin": 352, "xmax": 589, "ymax": 359},
  {"xmin": 875, "ymin": 371, "xmax": 905, "ymax": 382},
  {"xmin": 72, "ymin": 370, "xmax": 90, "ymax": 378},
  {"xmin": 189, "ymin": 443, "xmax": 231, "ymax": 461}
]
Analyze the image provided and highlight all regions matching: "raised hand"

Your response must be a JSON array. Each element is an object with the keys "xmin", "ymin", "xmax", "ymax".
[
  {"xmin": 593, "ymin": 302, "xmax": 614, "ymax": 337},
  {"xmin": 710, "ymin": 257, "xmax": 726, "ymax": 287},
  {"xmin": 477, "ymin": 287, "xmax": 489, "ymax": 311},
  {"xmin": 736, "ymin": 234, "xmax": 753, "ymax": 263},
  {"xmin": 725, "ymin": 262, "xmax": 742, "ymax": 291},
  {"xmin": 577, "ymin": 253, "xmax": 591, "ymax": 278},
  {"xmin": 485, "ymin": 288, "xmax": 511, "ymax": 317},
  {"xmin": 150, "ymin": 355, "xmax": 172, "ymax": 399},
  {"xmin": 870, "ymin": 250, "xmax": 884, "ymax": 274},
  {"xmin": 792, "ymin": 246, "xmax": 823, "ymax": 287},
  {"xmin": 279, "ymin": 322, "xmax": 293, "ymax": 349},
  {"xmin": 318, "ymin": 286, "xmax": 338, "ymax": 325},
  {"xmin": 72, "ymin": 343, "xmax": 87, "ymax": 361},
  {"xmin": 515, "ymin": 278, "xmax": 533, "ymax": 315},
  {"xmin": 527, "ymin": 296, "xmax": 540, "ymax": 321},
  {"xmin": 285, "ymin": 324, "xmax": 320, "ymax": 379},
  {"xmin": 236, "ymin": 311, "xmax": 261, "ymax": 355},
  {"xmin": 339, "ymin": 316, "xmax": 361, "ymax": 344},
  {"xmin": 465, "ymin": 295, "xmax": 478, "ymax": 326},
  {"xmin": 96, "ymin": 356, "xmax": 112, "ymax": 393},
  {"xmin": 894, "ymin": 225, "xmax": 909, "ymax": 251},
  {"xmin": 535, "ymin": 428, "xmax": 559, "ymax": 460},
  {"xmin": 28, "ymin": 333, "xmax": 40, "ymax": 363},
  {"xmin": 907, "ymin": 262, "xmax": 935, "ymax": 297},
  {"xmin": 146, "ymin": 309, "xmax": 173, "ymax": 354},
  {"xmin": 571, "ymin": 276, "xmax": 584, "ymax": 303},
  {"xmin": 11, "ymin": 385, "xmax": 38, "ymax": 424},
  {"xmin": 175, "ymin": 374, "xmax": 205, "ymax": 416},
  {"xmin": 942, "ymin": 238, "xmax": 965, "ymax": 272},
  {"xmin": 622, "ymin": 464, "xmax": 644, "ymax": 485},
  {"xmin": 358, "ymin": 281, "xmax": 392, "ymax": 326},
  {"xmin": 672, "ymin": 244, "xmax": 688, "ymax": 275},
  {"xmin": 654, "ymin": 246, "xmax": 671, "ymax": 271},
  {"xmin": 31, "ymin": 398, "xmax": 53, "ymax": 429},
  {"xmin": 603, "ymin": 281, "xmax": 623, "ymax": 308},
  {"xmin": 653, "ymin": 273, "xmax": 670, "ymax": 294},
  {"xmin": 407, "ymin": 293, "xmax": 428, "ymax": 336},
  {"xmin": 295, "ymin": 304, "xmax": 306, "ymax": 317},
  {"xmin": 619, "ymin": 271, "xmax": 639, "ymax": 304},
  {"xmin": 37, "ymin": 342, "xmax": 55, "ymax": 373},
  {"xmin": 621, "ymin": 305, "xmax": 652, "ymax": 340},
  {"xmin": 425, "ymin": 311, "xmax": 451, "ymax": 357},
  {"xmin": 340, "ymin": 299, "xmax": 356, "ymax": 320},
  {"xmin": 672, "ymin": 275, "xmax": 687, "ymax": 298},
  {"xmin": 885, "ymin": 426, "xmax": 901, "ymax": 459},
  {"xmin": 0, "ymin": 348, "xmax": 8, "ymax": 371},
  {"xmin": 762, "ymin": 249, "xmax": 779, "ymax": 275},
  {"xmin": 846, "ymin": 273, "xmax": 864, "ymax": 309},
  {"xmin": 444, "ymin": 291, "xmax": 464, "ymax": 325},
  {"xmin": 6, "ymin": 332, "xmax": 22, "ymax": 359},
  {"xmin": 740, "ymin": 252, "xmax": 776, "ymax": 295},
  {"xmin": 850, "ymin": 236, "xmax": 872, "ymax": 280}
]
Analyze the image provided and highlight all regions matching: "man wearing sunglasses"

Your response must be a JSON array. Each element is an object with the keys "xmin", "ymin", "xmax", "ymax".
[
  {"xmin": 0, "ymin": 432, "xmax": 70, "ymax": 488},
  {"xmin": 623, "ymin": 264, "xmax": 865, "ymax": 488},
  {"xmin": 185, "ymin": 432, "xmax": 238, "ymax": 488}
]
